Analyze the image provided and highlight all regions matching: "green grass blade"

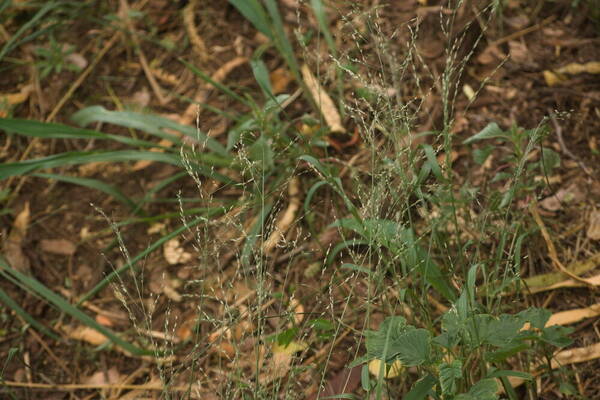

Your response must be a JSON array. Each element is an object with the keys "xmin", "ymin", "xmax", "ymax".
[
  {"xmin": 250, "ymin": 56, "xmax": 274, "ymax": 99},
  {"xmin": 0, "ymin": 287, "xmax": 60, "ymax": 341},
  {"xmin": 131, "ymin": 171, "xmax": 188, "ymax": 215},
  {"xmin": 240, "ymin": 202, "xmax": 273, "ymax": 268},
  {"xmin": 32, "ymin": 173, "xmax": 139, "ymax": 212},
  {"xmin": 0, "ymin": 150, "xmax": 181, "ymax": 179},
  {"xmin": 0, "ymin": 256, "xmax": 151, "ymax": 356},
  {"xmin": 0, "ymin": 2, "xmax": 60, "ymax": 62},
  {"xmin": 0, "ymin": 150, "xmax": 236, "ymax": 183},
  {"xmin": 310, "ymin": 0, "xmax": 336, "ymax": 56},
  {"xmin": 71, "ymin": 106, "xmax": 229, "ymax": 157},
  {"xmin": 180, "ymin": 59, "xmax": 251, "ymax": 107},
  {"xmin": 0, "ymin": 118, "xmax": 160, "ymax": 148},
  {"xmin": 263, "ymin": 0, "xmax": 300, "ymax": 79},
  {"xmin": 228, "ymin": 0, "xmax": 273, "ymax": 39}
]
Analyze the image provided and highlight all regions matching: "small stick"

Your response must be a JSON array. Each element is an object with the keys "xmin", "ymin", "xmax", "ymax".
[
  {"xmin": 547, "ymin": 109, "xmax": 592, "ymax": 176},
  {"xmin": 489, "ymin": 15, "xmax": 556, "ymax": 47},
  {"xmin": 530, "ymin": 202, "xmax": 596, "ymax": 287},
  {"xmin": 119, "ymin": 0, "xmax": 169, "ymax": 105}
]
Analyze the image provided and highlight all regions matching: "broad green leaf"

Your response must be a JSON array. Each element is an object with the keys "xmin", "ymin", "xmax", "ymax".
[
  {"xmin": 440, "ymin": 360, "xmax": 462, "ymax": 396},
  {"xmin": 463, "ymin": 122, "xmax": 507, "ymax": 144},
  {"xmin": 540, "ymin": 325, "xmax": 573, "ymax": 347},
  {"xmin": 517, "ymin": 308, "xmax": 551, "ymax": 330},
  {"xmin": 456, "ymin": 378, "xmax": 498, "ymax": 400},
  {"xmin": 247, "ymin": 135, "xmax": 274, "ymax": 170},
  {"xmin": 363, "ymin": 316, "xmax": 408, "ymax": 362},
  {"xmin": 540, "ymin": 147, "xmax": 560, "ymax": 175},
  {"xmin": 422, "ymin": 144, "xmax": 443, "ymax": 181},
  {"xmin": 404, "ymin": 375, "xmax": 437, "ymax": 400},
  {"xmin": 484, "ymin": 314, "xmax": 525, "ymax": 346},
  {"xmin": 393, "ymin": 329, "xmax": 431, "ymax": 367},
  {"xmin": 473, "ymin": 145, "xmax": 494, "ymax": 165}
]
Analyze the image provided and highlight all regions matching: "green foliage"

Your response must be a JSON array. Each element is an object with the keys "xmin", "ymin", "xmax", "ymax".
[
  {"xmin": 34, "ymin": 34, "xmax": 81, "ymax": 79},
  {"xmin": 464, "ymin": 121, "xmax": 560, "ymax": 208},
  {"xmin": 352, "ymin": 303, "xmax": 571, "ymax": 399},
  {"xmin": 355, "ymin": 266, "xmax": 568, "ymax": 396}
]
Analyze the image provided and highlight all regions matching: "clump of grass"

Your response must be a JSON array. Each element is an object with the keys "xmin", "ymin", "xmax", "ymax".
[{"xmin": 0, "ymin": 1, "xmax": 577, "ymax": 399}]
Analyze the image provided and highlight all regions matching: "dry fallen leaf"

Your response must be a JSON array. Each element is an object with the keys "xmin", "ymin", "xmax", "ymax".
[
  {"xmin": 67, "ymin": 325, "xmax": 110, "ymax": 346},
  {"xmin": 587, "ymin": 210, "xmax": 600, "ymax": 240},
  {"xmin": 544, "ymin": 61, "xmax": 600, "ymax": 86},
  {"xmin": 65, "ymin": 52, "xmax": 88, "ymax": 70},
  {"xmin": 263, "ymin": 177, "xmax": 300, "ymax": 253},
  {"xmin": 543, "ymin": 70, "xmax": 564, "ymax": 86},
  {"xmin": 289, "ymin": 298, "xmax": 304, "ymax": 325},
  {"xmin": 546, "ymin": 303, "xmax": 600, "ymax": 327},
  {"xmin": 508, "ymin": 40, "xmax": 529, "ymax": 64},
  {"xmin": 95, "ymin": 314, "xmax": 115, "ymax": 327},
  {"xmin": 40, "ymin": 238, "xmax": 77, "ymax": 256},
  {"xmin": 462, "ymin": 84, "xmax": 475, "ymax": 101},
  {"xmin": 539, "ymin": 183, "xmax": 585, "ymax": 211},
  {"xmin": 551, "ymin": 342, "xmax": 600, "ymax": 369},
  {"xmin": 259, "ymin": 341, "xmax": 308, "ymax": 383},
  {"xmin": 301, "ymin": 64, "xmax": 345, "ymax": 134},
  {"xmin": 3, "ymin": 202, "xmax": 31, "ymax": 274},
  {"xmin": 306, "ymin": 366, "xmax": 362, "ymax": 400},
  {"xmin": 85, "ymin": 367, "xmax": 122, "ymax": 385},
  {"xmin": 556, "ymin": 61, "xmax": 600, "ymax": 75},
  {"xmin": 270, "ymin": 67, "xmax": 293, "ymax": 94},
  {"xmin": 0, "ymin": 85, "xmax": 33, "ymax": 117},
  {"xmin": 163, "ymin": 238, "xmax": 192, "ymax": 265},
  {"xmin": 368, "ymin": 359, "xmax": 404, "ymax": 379}
]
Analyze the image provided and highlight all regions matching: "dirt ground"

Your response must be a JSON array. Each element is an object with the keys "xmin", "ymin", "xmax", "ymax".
[{"xmin": 1, "ymin": 0, "xmax": 600, "ymax": 399}]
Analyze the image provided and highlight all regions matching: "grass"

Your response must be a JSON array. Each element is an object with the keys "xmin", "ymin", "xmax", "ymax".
[{"xmin": 0, "ymin": 0, "xmax": 588, "ymax": 399}]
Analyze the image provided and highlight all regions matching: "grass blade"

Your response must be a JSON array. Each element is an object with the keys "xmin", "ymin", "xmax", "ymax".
[
  {"xmin": 32, "ymin": 173, "xmax": 139, "ymax": 212},
  {"xmin": 0, "ymin": 118, "xmax": 160, "ymax": 148},
  {"xmin": 228, "ymin": 0, "xmax": 273, "ymax": 39},
  {"xmin": 263, "ymin": 0, "xmax": 300, "ymax": 79},
  {"xmin": 0, "ymin": 287, "xmax": 60, "ymax": 341},
  {"xmin": 0, "ymin": 2, "xmax": 60, "ymax": 62},
  {"xmin": 0, "ymin": 150, "xmax": 181, "ymax": 179},
  {"xmin": 0, "ymin": 150, "xmax": 236, "ymax": 183},
  {"xmin": 72, "ymin": 106, "xmax": 229, "ymax": 157},
  {"xmin": 0, "ymin": 256, "xmax": 151, "ymax": 356},
  {"xmin": 180, "ymin": 59, "xmax": 251, "ymax": 107},
  {"xmin": 310, "ymin": 0, "xmax": 336, "ymax": 56}
]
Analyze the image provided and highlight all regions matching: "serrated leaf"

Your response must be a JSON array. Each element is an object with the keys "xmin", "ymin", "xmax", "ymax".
[
  {"xmin": 440, "ymin": 359, "xmax": 462, "ymax": 396},
  {"xmin": 456, "ymin": 378, "xmax": 498, "ymax": 400},
  {"xmin": 517, "ymin": 308, "xmax": 551, "ymax": 330},
  {"xmin": 404, "ymin": 375, "xmax": 437, "ymax": 400},
  {"xmin": 394, "ymin": 329, "xmax": 431, "ymax": 367}
]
